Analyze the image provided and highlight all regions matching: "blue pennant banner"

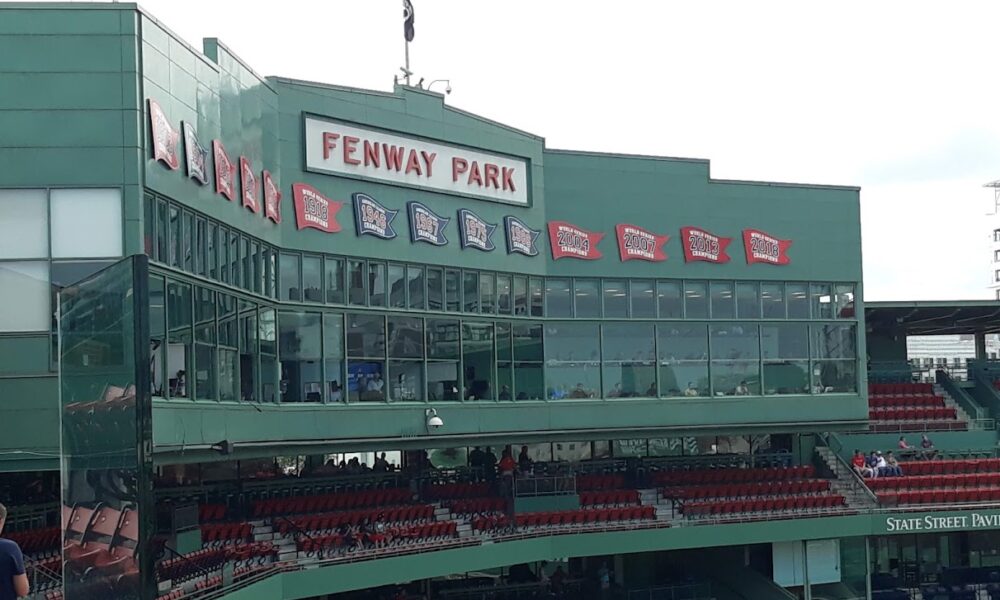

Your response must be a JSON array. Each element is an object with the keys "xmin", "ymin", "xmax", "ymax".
[
  {"xmin": 458, "ymin": 209, "xmax": 497, "ymax": 252},
  {"xmin": 504, "ymin": 215, "xmax": 540, "ymax": 256},
  {"xmin": 407, "ymin": 201, "xmax": 450, "ymax": 246},
  {"xmin": 353, "ymin": 192, "xmax": 399, "ymax": 239}
]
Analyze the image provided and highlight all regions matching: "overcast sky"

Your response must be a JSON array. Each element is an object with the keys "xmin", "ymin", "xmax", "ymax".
[{"xmin": 116, "ymin": 1, "xmax": 1000, "ymax": 301}]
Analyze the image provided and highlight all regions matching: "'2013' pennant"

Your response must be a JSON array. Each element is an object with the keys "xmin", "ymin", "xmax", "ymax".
[
  {"xmin": 293, "ymin": 183, "xmax": 343, "ymax": 233},
  {"xmin": 680, "ymin": 226, "xmax": 731, "ymax": 264},
  {"xmin": 148, "ymin": 99, "xmax": 179, "ymax": 170},
  {"xmin": 458, "ymin": 209, "xmax": 496, "ymax": 252},
  {"xmin": 615, "ymin": 224, "xmax": 669, "ymax": 262},
  {"xmin": 504, "ymin": 216, "xmax": 540, "ymax": 257},
  {"xmin": 353, "ymin": 193, "xmax": 398, "ymax": 239},
  {"xmin": 408, "ymin": 202, "xmax": 450, "ymax": 246},
  {"xmin": 743, "ymin": 228, "xmax": 792, "ymax": 265},
  {"xmin": 548, "ymin": 221, "xmax": 603, "ymax": 260}
]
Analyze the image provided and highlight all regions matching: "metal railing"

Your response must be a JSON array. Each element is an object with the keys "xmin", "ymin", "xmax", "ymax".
[
  {"xmin": 514, "ymin": 475, "xmax": 576, "ymax": 497},
  {"xmin": 627, "ymin": 582, "xmax": 713, "ymax": 600},
  {"xmin": 818, "ymin": 433, "xmax": 880, "ymax": 506}
]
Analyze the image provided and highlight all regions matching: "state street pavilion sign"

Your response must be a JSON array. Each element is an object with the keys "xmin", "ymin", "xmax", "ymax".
[{"xmin": 304, "ymin": 116, "xmax": 529, "ymax": 206}]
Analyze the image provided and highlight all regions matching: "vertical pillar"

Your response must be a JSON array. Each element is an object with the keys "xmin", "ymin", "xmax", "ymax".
[
  {"xmin": 975, "ymin": 330, "xmax": 987, "ymax": 361},
  {"xmin": 802, "ymin": 540, "xmax": 812, "ymax": 600},
  {"xmin": 865, "ymin": 537, "xmax": 873, "ymax": 600}
]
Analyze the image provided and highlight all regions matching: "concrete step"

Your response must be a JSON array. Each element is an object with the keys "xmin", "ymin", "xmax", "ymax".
[
  {"xmin": 434, "ymin": 507, "xmax": 451, "ymax": 519},
  {"xmin": 253, "ymin": 532, "xmax": 274, "ymax": 542}
]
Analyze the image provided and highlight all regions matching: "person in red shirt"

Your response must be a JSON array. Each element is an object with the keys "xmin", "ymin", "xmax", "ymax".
[
  {"xmin": 851, "ymin": 449, "xmax": 873, "ymax": 478},
  {"xmin": 498, "ymin": 449, "xmax": 516, "ymax": 477}
]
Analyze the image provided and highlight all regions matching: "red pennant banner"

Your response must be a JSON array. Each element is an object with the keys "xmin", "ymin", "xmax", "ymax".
[
  {"xmin": 240, "ymin": 157, "xmax": 259, "ymax": 213},
  {"xmin": 148, "ymin": 99, "xmax": 179, "ymax": 170},
  {"xmin": 743, "ymin": 228, "xmax": 792, "ymax": 265},
  {"xmin": 213, "ymin": 140, "xmax": 235, "ymax": 201},
  {"xmin": 616, "ymin": 224, "xmax": 669, "ymax": 262},
  {"xmin": 292, "ymin": 183, "xmax": 343, "ymax": 233},
  {"xmin": 548, "ymin": 221, "xmax": 603, "ymax": 260},
  {"xmin": 263, "ymin": 171, "xmax": 281, "ymax": 223},
  {"xmin": 680, "ymin": 226, "xmax": 731, "ymax": 264}
]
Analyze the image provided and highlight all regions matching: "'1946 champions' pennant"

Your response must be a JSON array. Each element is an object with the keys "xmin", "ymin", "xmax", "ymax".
[
  {"xmin": 263, "ymin": 171, "xmax": 281, "ymax": 223},
  {"xmin": 148, "ymin": 99, "xmax": 179, "ymax": 170},
  {"xmin": 743, "ymin": 228, "xmax": 792, "ymax": 265},
  {"xmin": 240, "ymin": 157, "xmax": 259, "ymax": 213},
  {"xmin": 182, "ymin": 122, "xmax": 208, "ymax": 185},
  {"xmin": 458, "ymin": 209, "xmax": 496, "ymax": 251},
  {"xmin": 680, "ymin": 226, "xmax": 731, "ymax": 264},
  {"xmin": 293, "ymin": 183, "xmax": 342, "ymax": 233},
  {"xmin": 548, "ymin": 221, "xmax": 603, "ymax": 260},
  {"xmin": 408, "ymin": 202, "xmax": 450, "ymax": 246},
  {"xmin": 353, "ymin": 193, "xmax": 398, "ymax": 239},
  {"xmin": 213, "ymin": 140, "xmax": 235, "ymax": 201},
  {"xmin": 615, "ymin": 224, "xmax": 669, "ymax": 262},
  {"xmin": 504, "ymin": 216, "xmax": 540, "ymax": 257}
]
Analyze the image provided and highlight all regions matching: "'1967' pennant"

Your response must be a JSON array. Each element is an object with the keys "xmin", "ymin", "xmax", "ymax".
[
  {"xmin": 615, "ymin": 224, "xmax": 669, "ymax": 262},
  {"xmin": 408, "ymin": 202, "xmax": 450, "ymax": 246},
  {"xmin": 743, "ymin": 228, "xmax": 792, "ymax": 265},
  {"xmin": 548, "ymin": 221, "xmax": 603, "ymax": 260},
  {"xmin": 292, "ymin": 183, "xmax": 342, "ymax": 233},
  {"xmin": 680, "ymin": 226, "xmax": 731, "ymax": 264}
]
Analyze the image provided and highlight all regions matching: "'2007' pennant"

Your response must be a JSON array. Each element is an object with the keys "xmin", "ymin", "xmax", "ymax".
[
  {"xmin": 743, "ymin": 228, "xmax": 792, "ymax": 265},
  {"xmin": 353, "ymin": 193, "xmax": 398, "ymax": 239},
  {"xmin": 148, "ymin": 99, "xmax": 179, "ymax": 170},
  {"xmin": 408, "ymin": 202, "xmax": 450, "ymax": 246},
  {"xmin": 680, "ymin": 226, "xmax": 731, "ymax": 264},
  {"xmin": 615, "ymin": 224, "xmax": 669, "ymax": 262},
  {"xmin": 548, "ymin": 221, "xmax": 603, "ymax": 260},
  {"xmin": 292, "ymin": 183, "xmax": 342, "ymax": 233}
]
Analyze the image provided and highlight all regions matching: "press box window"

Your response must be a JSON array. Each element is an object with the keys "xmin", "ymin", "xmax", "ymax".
[
  {"xmin": 51, "ymin": 189, "xmax": 122, "ymax": 258},
  {"xmin": 0, "ymin": 262, "xmax": 49, "ymax": 332},
  {"xmin": 0, "ymin": 189, "xmax": 47, "ymax": 259}
]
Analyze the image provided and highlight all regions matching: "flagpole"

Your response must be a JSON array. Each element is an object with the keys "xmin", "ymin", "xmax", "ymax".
[{"xmin": 405, "ymin": 40, "xmax": 410, "ymax": 85}]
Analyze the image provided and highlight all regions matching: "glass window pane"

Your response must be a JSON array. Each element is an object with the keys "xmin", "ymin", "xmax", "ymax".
[
  {"xmin": 603, "ymin": 280, "xmax": 628, "ymax": 318},
  {"xmin": 388, "ymin": 316, "xmax": 423, "ymax": 359},
  {"xmin": 194, "ymin": 287, "xmax": 215, "ymax": 344},
  {"xmin": 529, "ymin": 278, "xmax": 543, "ymax": 317},
  {"xmin": 545, "ymin": 278, "xmax": 571, "ymax": 317},
  {"xmin": 0, "ymin": 189, "xmax": 47, "ymax": 258},
  {"xmin": 217, "ymin": 295, "xmax": 238, "ymax": 402},
  {"xmin": 544, "ymin": 323, "xmax": 600, "ymax": 399},
  {"xmin": 602, "ymin": 323, "xmax": 655, "ymax": 397},
  {"xmin": 325, "ymin": 257, "xmax": 345, "ymax": 304},
  {"xmin": 657, "ymin": 281, "xmax": 682, "ymax": 318},
  {"xmin": 428, "ymin": 360, "xmax": 460, "ymax": 401},
  {"xmin": 761, "ymin": 325, "xmax": 810, "ymax": 396},
  {"xmin": 240, "ymin": 237, "xmax": 251, "ymax": 290},
  {"xmin": 445, "ymin": 269, "xmax": 461, "ymax": 311},
  {"xmin": 787, "ymin": 283, "xmax": 809, "ymax": 318},
  {"xmin": 182, "ymin": 212, "xmax": 194, "ymax": 271},
  {"xmin": 513, "ymin": 276, "xmax": 527, "ymax": 316},
  {"xmin": 251, "ymin": 242, "xmax": 262, "ymax": 294},
  {"xmin": 279, "ymin": 253, "xmax": 300, "ymax": 301},
  {"xmin": 347, "ymin": 314, "xmax": 385, "ymax": 358},
  {"xmin": 50, "ymin": 189, "xmax": 122, "ymax": 258},
  {"xmin": 463, "ymin": 271, "xmax": 480, "ymax": 312},
  {"xmin": 166, "ymin": 280, "xmax": 192, "ymax": 398},
  {"xmin": 207, "ymin": 223, "xmax": 218, "ymax": 280},
  {"xmin": 812, "ymin": 324, "xmax": 857, "ymax": 359},
  {"xmin": 349, "ymin": 360, "xmax": 385, "ymax": 402},
  {"xmin": 0, "ymin": 261, "xmax": 49, "ymax": 332},
  {"xmin": 814, "ymin": 359, "xmax": 857, "ymax": 393},
  {"xmin": 278, "ymin": 312, "xmax": 322, "ymax": 402},
  {"xmin": 711, "ymin": 323, "xmax": 760, "ymax": 360},
  {"xmin": 408, "ymin": 266, "xmax": 426, "ymax": 310},
  {"xmin": 427, "ymin": 268, "xmax": 444, "ymax": 311},
  {"xmin": 737, "ymin": 282, "xmax": 760, "ymax": 318},
  {"xmin": 711, "ymin": 323, "xmax": 760, "ymax": 395},
  {"xmin": 574, "ymin": 279, "xmax": 600, "ymax": 318},
  {"xmin": 710, "ymin": 282, "xmax": 735, "ymax": 319},
  {"xmin": 480, "ymin": 273, "xmax": 495, "ymax": 314},
  {"xmin": 427, "ymin": 319, "xmax": 460, "ymax": 360},
  {"xmin": 388, "ymin": 264, "xmax": 406, "ymax": 308},
  {"xmin": 150, "ymin": 279, "xmax": 167, "ymax": 396},
  {"xmin": 761, "ymin": 283, "xmax": 785, "ymax": 318},
  {"xmin": 631, "ymin": 280, "xmax": 655, "ymax": 318},
  {"xmin": 324, "ymin": 313, "xmax": 345, "ymax": 402},
  {"xmin": 496, "ymin": 274, "xmax": 511, "ymax": 315},
  {"xmin": 348, "ymin": 260, "xmax": 366, "ymax": 305},
  {"xmin": 463, "ymin": 322, "xmax": 494, "ymax": 400},
  {"xmin": 368, "ymin": 262, "xmax": 386, "ymax": 307},
  {"xmin": 50, "ymin": 260, "xmax": 113, "ymax": 336},
  {"xmin": 194, "ymin": 342, "xmax": 216, "ymax": 401},
  {"xmin": 229, "ymin": 232, "xmax": 240, "ymax": 288},
  {"xmin": 303, "ymin": 255, "xmax": 322, "ymax": 302},
  {"xmin": 514, "ymin": 362, "xmax": 544, "ymax": 400},
  {"xmin": 388, "ymin": 360, "xmax": 423, "ymax": 401},
  {"xmin": 218, "ymin": 227, "xmax": 229, "ymax": 283},
  {"xmin": 657, "ymin": 324, "xmax": 708, "ymax": 397},
  {"xmin": 194, "ymin": 218, "xmax": 206, "ymax": 276},
  {"xmin": 267, "ymin": 247, "xmax": 277, "ymax": 298},
  {"xmin": 260, "ymin": 310, "xmax": 278, "ymax": 402},
  {"xmin": 685, "ymin": 281, "xmax": 708, "ymax": 318},
  {"xmin": 835, "ymin": 284, "xmax": 856, "ymax": 319},
  {"xmin": 168, "ymin": 206, "xmax": 180, "ymax": 268},
  {"xmin": 811, "ymin": 283, "xmax": 833, "ymax": 319},
  {"xmin": 513, "ymin": 323, "xmax": 543, "ymax": 362},
  {"xmin": 156, "ymin": 200, "xmax": 168, "ymax": 264},
  {"xmin": 496, "ymin": 321, "xmax": 513, "ymax": 361}
]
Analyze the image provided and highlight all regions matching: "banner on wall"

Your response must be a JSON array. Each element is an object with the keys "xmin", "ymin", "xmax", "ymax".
[
  {"xmin": 213, "ymin": 140, "xmax": 235, "ymax": 201},
  {"xmin": 504, "ymin": 216, "xmax": 540, "ymax": 257},
  {"xmin": 408, "ymin": 201, "xmax": 450, "ymax": 246},
  {"xmin": 353, "ymin": 192, "xmax": 399, "ymax": 239},
  {"xmin": 458, "ymin": 209, "xmax": 496, "ymax": 251},
  {"xmin": 548, "ymin": 221, "xmax": 603, "ymax": 260},
  {"xmin": 680, "ymin": 226, "xmax": 731, "ymax": 264},
  {"xmin": 263, "ymin": 171, "xmax": 281, "ymax": 223},
  {"xmin": 615, "ymin": 224, "xmax": 669, "ymax": 262},
  {"xmin": 148, "ymin": 99, "xmax": 179, "ymax": 170},
  {"xmin": 743, "ymin": 228, "xmax": 792, "ymax": 265},
  {"xmin": 293, "ymin": 183, "xmax": 342, "ymax": 233},
  {"xmin": 240, "ymin": 157, "xmax": 259, "ymax": 213},
  {"xmin": 182, "ymin": 122, "xmax": 208, "ymax": 185}
]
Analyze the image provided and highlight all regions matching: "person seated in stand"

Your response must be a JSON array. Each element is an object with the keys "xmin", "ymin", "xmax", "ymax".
[
  {"xmin": 607, "ymin": 383, "xmax": 623, "ymax": 398},
  {"xmin": 570, "ymin": 383, "xmax": 590, "ymax": 399},
  {"xmin": 851, "ymin": 449, "xmax": 873, "ymax": 478},
  {"xmin": 874, "ymin": 451, "xmax": 889, "ymax": 477},
  {"xmin": 645, "ymin": 382, "xmax": 658, "ymax": 397},
  {"xmin": 499, "ymin": 385, "xmax": 512, "ymax": 400},
  {"xmin": 516, "ymin": 391, "xmax": 529, "ymax": 400},
  {"xmin": 517, "ymin": 446, "xmax": 533, "ymax": 473},
  {"xmin": 897, "ymin": 436, "xmax": 916, "ymax": 459},
  {"xmin": 366, "ymin": 372, "xmax": 385, "ymax": 400},
  {"xmin": 683, "ymin": 382, "xmax": 699, "ymax": 397},
  {"xmin": 866, "ymin": 450, "xmax": 880, "ymax": 478},
  {"xmin": 885, "ymin": 451, "xmax": 904, "ymax": 476},
  {"xmin": 920, "ymin": 434, "xmax": 938, "ymax": 460},
  {"xmin": 734, "ymin": 380, "xmax": 750, "ymax": 396}
]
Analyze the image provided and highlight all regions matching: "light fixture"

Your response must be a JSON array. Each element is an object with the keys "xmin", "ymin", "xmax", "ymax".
[
  {"xmin": 425, "ymin": 408, "xmax": 444, "ymax": 431},
  {"xmin": 428, "ymin": 79, "xmax": 452, "ymax": 94}
]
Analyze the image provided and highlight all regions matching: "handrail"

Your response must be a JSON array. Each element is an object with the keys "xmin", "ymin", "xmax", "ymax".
[
  {"xmin": 272, "ymin": 515, "xmax": 323, "ymax": 558},
  {"xmin": 158, "ymin": 542, "xmax": 220, "ymax": 585},
  {"xmin": 936, "ymin": 369, "xmax": 986, "ymax": 420},
  {"xmin": 818, "ymin": 433, "xmax": 879, "ymax": 506}
]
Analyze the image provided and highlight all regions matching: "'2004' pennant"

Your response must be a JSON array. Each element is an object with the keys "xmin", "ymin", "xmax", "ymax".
[
  {"xmin": 353, "ymin": 193, "xmax": 398, "ymax": 239},
  {"xmin": 292, "ymin": 183, "xmax": 342, "ymax": 233},
  {"xmin": 743, "ymin": 228, "xmax": 792, "ymax": 265},
  {"xmin": 148, "ymin": 99, "xmax": 179, "ymax": 170},
  {"xmin": 615, "ymin": 224, "xmax": 669, "ymax": 262},
  {"xmin": 548, "ymin": 221, "xmax": 603, "ymax": 260},
  {"xmin": 408, "ymin": 202, "xmax": 450, "ymax": 246},
  {"xmin": 680, "ymin": 226, "xmax": 731, "ymax": 264}
]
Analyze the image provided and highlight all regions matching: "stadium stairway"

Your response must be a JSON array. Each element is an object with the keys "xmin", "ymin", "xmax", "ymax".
[{"xmin": 815, "ymin": 446, "xmax": 880, "ymax": 510}]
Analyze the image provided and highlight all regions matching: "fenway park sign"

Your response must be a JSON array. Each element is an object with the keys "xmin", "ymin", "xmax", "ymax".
[{"xmin": 304, "ymin": 116, "xmax": 529, "ymax": 206}]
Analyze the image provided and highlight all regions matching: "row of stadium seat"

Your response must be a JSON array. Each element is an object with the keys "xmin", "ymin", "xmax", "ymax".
[
  {"xmin": 444, "ymin": 498, "xmax": 506, "ymax": 515},
  {"xmin": 157, "ymin": 547, "xmax": 227, "ymax": 582},
  {"xmin": 201, "ymin": 522, "xmax": 252, "ymax": 544},
  {"xmin": 276, "ymin": 505, "xmax": 436, "ymax": 535},
  {"xmin": 879, "ymin": 488, "xmax": 1000, "ymax": 505},
  {"xmin": 680, "ymin": 494, "xmax": 846, "ymax": 517},
  {"xmin": 514, "ymin": 506, "xmax": 656, "ymax": 528},
  {"xmin": 251, "ymin": 488, "xmax": 412, "ymax": 517},
  {"xmin": 663, "ymin": 479, "xmax": 831, "ymax": 500},
  {"xmin": 576, "ymin": 474, "xmax": 627, "ymax": 491},
  {"xmin": 198, "ymin": 504, "xmax": 227, "ymax": 522},
  {"xmin": 869, "ymin": 407, "xmax": 957, "ymax": 421},
  {"xmin": 5, "ymin": 527, "xmax": 59, "ymax": 555},
  {"xmin": 905, "ymin": 458, "xmax": 1000, "ymax": 474},
  {"xmin": 869, "ymin": 395, "xmax": 945, "ymax": 408},
  {"xmin": 870, "ymin": 421, "xmax": 968, "ymax": 433},
  {"xmin": 868, "ymin": 473, "xmax": 1000, "ymax": 491},
  {"xmin": 422, "ymin": 481, "xmax": 493, "ymax": 500},
  {"xmin": 297, "ymin": 521, "xmax": 459, "ymax": 553},
  {"xmin": 651, "ymin": 465, "xmax": 816, "ymax": 486},
  {"xmin": 63, "ymin": 505, "xmax": 138, "ymax": 576},
  {"xmin": 579, "ymin": 489, "xmax": 640, "ymax": 506},
  {"xmin": 870, "ymin": 382, "xmax": 934, "ymax": 395},
  {"xmin": 156, "ymin": 589, "xmax": 185, "ymax": 600}
]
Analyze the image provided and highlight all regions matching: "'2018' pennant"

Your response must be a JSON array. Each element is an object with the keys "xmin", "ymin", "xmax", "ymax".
[
  {"xmin": 680, "ymin": 226, "xmax": 731, "ymax": 264},
  {"xmin": 548, "ymin": 221, "xmax": 603, "ymax": 260},
  {"xmin": 148, "ymin": 99, "xmax": 179, "ymax": 170},
  {"xmin": 458, "ymin": 209, "xmax": 496, "ymax": 252},
  {"xmin": 408, "ymin": 202, "xmax": 450, "ymax": 246},
  {"xmin": 743, "ymin": 228, "xmax": 792, "ymax": 265},
  {"xmin": 353, "ymin": 193, "xmax": 398, "ymax": 239},
  {"xmin": 505, "ymin": 216, "xmax": 540, "ymax": 257},
  {"xmin": 615, "ymin": 224, "xmax": 669, "ymax": 262},
  {"xmin": 292, "ymin": 183, "xmax": 342, "ymax": 233}
]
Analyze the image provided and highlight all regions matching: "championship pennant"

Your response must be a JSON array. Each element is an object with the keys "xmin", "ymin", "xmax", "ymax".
[
  {"xmin": 148, "ymin": 99, "xmax": 179, "ymax": 170},
  {"xmin": 240, "ymin": 157, "xmax": 259, "ymax": 213},
  {"xmin": 263, "ymin": 171, "xmax": 281, "ymax": 223},
  {"xmin": 458, "ymin": 209, "xmax": 496, "ymax": 252},
  {"xmin": 504, "ymin": 216, "xmax": 540, "ymax": 257},
  {"xmin": 182, "ymin": 122, "xmax": 208, "ymax": 185},
  {"xmin": 407, "ymin": 202, "xmax": 450, "ymax": 246},
  {"xmin": 292, "ymin": 183, "xmax": 342, "ymax": 233},
  {"xmin": 680, "ymin": 226, "xmax": 731, "ymax": 264},
  {"xmin": 548, "ymin": 221, "xmax": 603, "ymax": 260},
  {"xmin": 213, "ymin": 140, "xmax": 235, "ymax": 201},
  {"xmin": 615, "ymin": 224, "xmax": 669, "ymax": 262},
  {"xmin": 353, "ymin": 193, "xmax": 398, "ymax": 239},
  {"xmin": 743, "ymin": 228, "xmax": 792, "ymax": 265}
]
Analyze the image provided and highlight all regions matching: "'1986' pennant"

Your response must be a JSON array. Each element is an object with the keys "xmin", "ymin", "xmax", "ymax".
[
  {"xmin": 743, "ymin": 228, "xmax": 792, "ymax": 265},
  {"xmin": 504, "ymin": 216, "xmax": 540, "ymax": 257}
]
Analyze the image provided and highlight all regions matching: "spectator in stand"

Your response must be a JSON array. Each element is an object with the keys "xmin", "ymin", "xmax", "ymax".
[
  {"xmin": 851, "ymin": 449, "xmax": 873, "ymax": 478},
  {"xmin": 550, "ymin": 565, "xmax": 567, "ymax": 595},
  {"xmin": 373, "ymin": 452, "xmax": 390, "ymax": 473},
  {"xmin": 885, "ymin": 451, "xmax": 904, "ymax": 476},
  {"xmin": 897, "ymin": 436, "xmax": 916, "ymax": 459},
  {"xmin": 866, "ymin": 450, "xmax": 880, "ymax": 479},
  {"xmin": 484, "ymin": 447, "xmax": 498, "ymax": 482},
  {"xmin": 645, "ymin": 382, "xmax": 657, "ymax": 397},
  {"xmin": 734, "ymin": 380, "xmax": 750, "ymax": 396},
  {"xmin": 469, "ymin": 446, "xmax": 486, "ymax": 472},
  {"xmin": 0, "ymin": 503, "xmax": 29, "ymax": 599},
  {"xmin": 921, "ymin": 434, "xmax": 938, "ymax": 460},
  {"xmin": 874, "ymin": 451, "xmax": 889, "ymax": 477},
  {"xmin": 518, "ymin": 446, "xmax": 533, "ymax": 473},
  {"xmin": 499, "ymin": 385, "xmax": 512, "ymax": 400},
  {"xmin": 597, "ymin": 562, "xmax": 611, "ymax": 599},
  {"xmin": 499, "ymin": 449, "xmax": 517, "ymax": 479},
  {"xmin": 683, "ymin": 382, "xmax": 699, "ymax": 397}
]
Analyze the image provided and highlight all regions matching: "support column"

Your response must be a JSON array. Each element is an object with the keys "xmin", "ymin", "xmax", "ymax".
[
  {"xmin": 802, "ymin": 540, "xmax": 812, "ymax": 600},
  {"xmin": 975, "ymin": 330, "xmax": 987, "ymax": 361},
  {"xmin": 865, "ymin": 537, "xmax": 873, "ymax": 600}
]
